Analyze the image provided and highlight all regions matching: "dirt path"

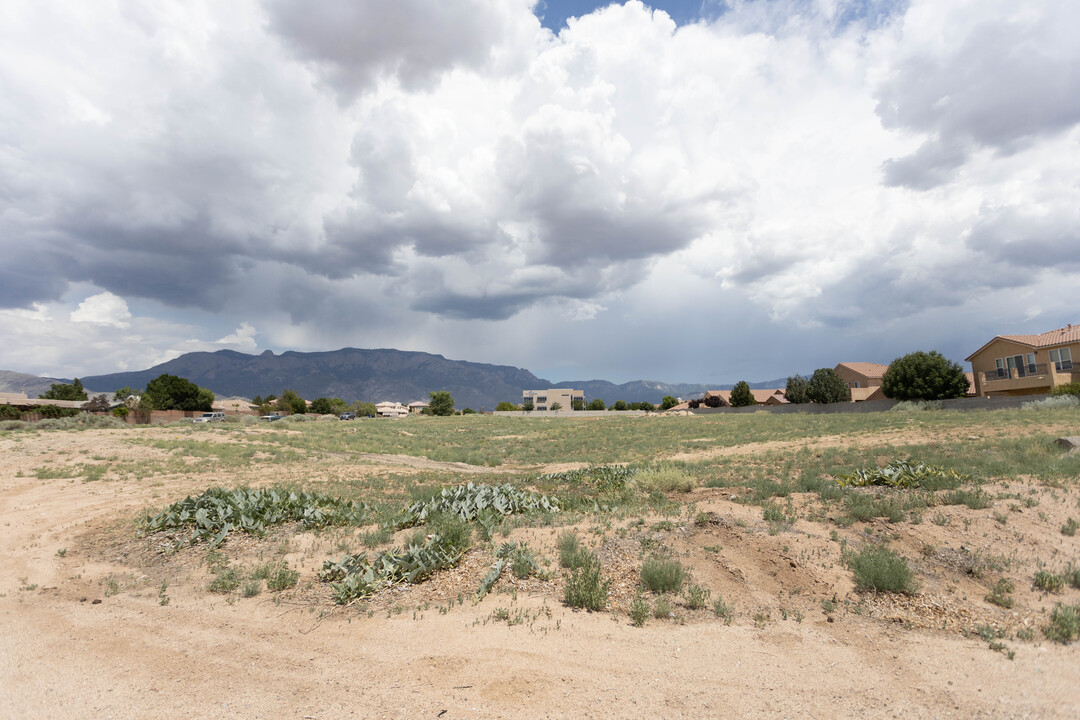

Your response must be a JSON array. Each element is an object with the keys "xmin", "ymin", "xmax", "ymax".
[{"xmin": 2, "ymin": 428, "xmax": 1079, "ymax": 719}]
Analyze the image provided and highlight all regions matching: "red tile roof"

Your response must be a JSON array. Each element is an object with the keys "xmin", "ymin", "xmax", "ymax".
[{"xmin": 965, "ymin": 323, "xmax": 1080, "ymax": 360}]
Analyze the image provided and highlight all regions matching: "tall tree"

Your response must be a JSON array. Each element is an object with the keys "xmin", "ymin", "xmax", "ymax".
[
  {"xmin": 784, "ymin": 375, "xmax": 810, "ymax": 404},
  {"xmin": 428, "ymin": 391, "xmax": 455, "ymax": 416},
  {"xmin": 806, "ymin": 368, "xmax": 851, "ymax": 404},
  {"xmin": 729, "ymin": 381, "xmax": 756, "ymax": 407},
  {"xmin": 660, "ymin": 395, "xmax": 679, "ymax": 411},
  {"xmin": 40, "ymin": 378, "xmax": 88, "ymax": 401},
  {"xmin": 143, "ymin": 374, "xmax": 211, "ymax": 411}
]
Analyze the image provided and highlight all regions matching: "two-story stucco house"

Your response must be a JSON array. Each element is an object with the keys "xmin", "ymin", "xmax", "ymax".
[
  {"xmin": 833, "ymin": 362, "xmax": 890, "ymax": 401},
  {"xmin": 521, "ymin": 388, "xmax": 585, "ymax": 411},
  {"xmin": 965, "ymin": 324, "xmax": 1079, "ymax": 397}
]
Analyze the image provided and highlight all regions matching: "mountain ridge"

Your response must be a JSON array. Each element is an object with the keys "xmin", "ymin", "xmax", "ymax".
[{"xmin": 3, "ymin": 348, "xmax": 791, "ymax": 409}]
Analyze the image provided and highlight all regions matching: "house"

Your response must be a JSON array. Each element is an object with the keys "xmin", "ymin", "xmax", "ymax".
[
  {"xmin": 833, "ymin": 362, "xmax": 890, "ymax": 401},
  {"xmin": 965, "ymin": 323, "xmax": 1079, "ymax": 397},
  {"xmin": 374, "ymin": 401, "xmax": 409, "ymax": 418},
  {"xmin": 0, "ymin": 392, "xmax": 91, "ymax": 410},
  {"xmin": 521, "ymin": 388, "xmax": 585, "ymax": 411},
  {"xmin": 706, "ymin": 389, "xmax": 788, "ymax": 406},
  {"xmin": 408, "ymin": 401, "xmax": 429, "ymax": 414}
]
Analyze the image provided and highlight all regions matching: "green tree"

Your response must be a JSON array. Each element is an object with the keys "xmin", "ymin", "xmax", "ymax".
[
  {"xmin": 806, "ymin": 368, "xmax": 851, "ymax": 404},
  {"xmin": 40, "ymin": 378, "xmax": 87, "ymax": 401},
  {"xmin": 251, "ymin": 395, "xmax": 263, "ymax": 406},
  {"xmin": 82, "ymin": 394, "xmax": 110, "ymax": 412},
  {"xmin": 550, "ymin": 401, "xmax": 563, "ymax": 411},
  {"xmin": 729, "ymin": 381, "xmax": 756, "ymax": 407},
  {"xmin": 587, "ymin": 398, "xmax": 606, "ymax": 411},
  {"xmin": 461, "ymin": 407, "xmax": 477, "ymax": 414},
  {"xmin": 612, "ymin": 400, "xmax": 628, "ymax": 411},
  {"xmin": 353, "ymin": 401, "xmax": 377, "ymax": 417},
  {"xmin": 144, "ymin": 374, "xmax": 210, "ymax": 411},
  {"xmin": 428, "ymin": 391, "xmax": 455, "ymax": 416},
  {"xmin": 309, "ymin": 397, "xmax": 335, "ymax": 415},
  {"xmin": 881, "ymin": 351, "xmax": 969, "ymax": 401},
  {"xmin": 277, "ymin": 389, "xmax": 306, "ymax": 414},
  {"xmin": 638, "ymin": 401, "xmax": 656, "ymax": 413},
  {"xmin": 113, "ymin": 386, "xmax": 135, "ymax": 402},
  {"xmin": 660, "ymin": 395, "xmax": 679, "ymax": 411},
  {"xmin": 495, "ymin": 401, "xmax": 517, "ymax": 411},
  {"xmin": 571, "ymin": 398, "xmax": 585, "ymax": 411},
  {"xmin": 522, "ymin": 399, "xmax": 535, "ymax": 412},
  {"xmin": 785, "ymin": 375, "xmax": 810, "ymax": 404}
]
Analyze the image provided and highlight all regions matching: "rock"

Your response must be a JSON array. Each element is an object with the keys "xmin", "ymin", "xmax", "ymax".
[{"xmin": 1055, "ymin": 437, "xmax": 1080, "ymax": 450}]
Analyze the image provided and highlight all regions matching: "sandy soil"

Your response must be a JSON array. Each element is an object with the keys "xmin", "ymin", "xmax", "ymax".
[{"xmin": 3, "ymin": 427, "xmax": 1080, "ymax": 719}]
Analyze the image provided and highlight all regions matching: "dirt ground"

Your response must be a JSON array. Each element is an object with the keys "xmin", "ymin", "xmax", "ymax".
[{"xmin": 3, "ymin": 426, "xmax": 1080, "ymax": 719}]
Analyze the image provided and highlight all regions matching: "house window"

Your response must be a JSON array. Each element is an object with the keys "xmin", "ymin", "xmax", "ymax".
[
  {"xmin": 995, "ymin": 358, "xmax": 1005, "ymax": 378},
  {"xmin": 1050, "ymin": 348, "xmax": 1074, "ymax": 371},
  {"xmin": 537, "ymin": 396, "xmax": 546, "ymax": 403},
  {"xmin": 1027, "ymin": 353, "xmax": 1037, "ymax": 374},
  {"xmin": 854, "ymin": 381, "xmax": 861, "ymax": 389},
  {"xmin": 537, "ymin": 406, "xmax": 546, "ymax": 411}
]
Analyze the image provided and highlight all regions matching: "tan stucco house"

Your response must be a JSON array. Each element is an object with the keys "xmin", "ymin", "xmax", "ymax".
[
  {"xmin": 833, "ymin": 362, "xmax": 890, "ymax": 401},
  {"xmin": 707, "ymin": 389, "xmax": 788, "ymax": 406},
  {"xmin": 965, "ymin": 324, "xmax": 1079, "ymax": 397},
  {"xmin": 521, "ymin": 389, "xmax": 585, "ymax": 411}
]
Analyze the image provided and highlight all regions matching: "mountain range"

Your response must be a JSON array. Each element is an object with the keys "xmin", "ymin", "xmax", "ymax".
[{"xmin": 2, "ymin": 348, "xmax": 789, "ymax": 409}]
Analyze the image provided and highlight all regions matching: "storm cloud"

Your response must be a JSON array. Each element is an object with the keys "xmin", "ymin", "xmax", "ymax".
[{"xmin": 0, "ymin": 0, "xmax": 1078, "ymax": 383}]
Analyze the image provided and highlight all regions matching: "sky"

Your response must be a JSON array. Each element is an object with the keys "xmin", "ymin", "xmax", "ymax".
[{"xmin": 1, "ymin": 0, "xmax": 1078, "ymax": 385}]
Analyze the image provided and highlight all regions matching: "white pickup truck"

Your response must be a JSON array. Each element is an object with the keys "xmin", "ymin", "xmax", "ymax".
[{"xmin": 192, "ymin": 411, "xmax": 226, "ymax": 423}]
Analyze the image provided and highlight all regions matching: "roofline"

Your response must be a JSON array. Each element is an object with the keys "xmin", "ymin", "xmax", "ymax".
[{"xmin": 964, "ymin": 335, "xmax": 1035, "ymax": 362}]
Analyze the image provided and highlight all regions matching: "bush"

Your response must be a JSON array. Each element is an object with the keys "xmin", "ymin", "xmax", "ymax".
[
  {"xmin": 587, "ymin": 399, "xmax": 606, "ymax": 411},
  {"xmin": 1034, "ymin": 570, "xmax": 1065, "ymax": 593},
  {"xmin": 495, "ymin": 401, "xmax": 516, "ymax": 412},
  {"xmin": 882, "ymin": 351, "xmax": 969, "ymax": 401},
  {"xmin": 267, "ymin": 563, "xmax": 300, "ymax": 591},
  {"xmin": 729, "ymin": 381, "xmax": 755, "ymax": 407},
  {"xmin": 277, "ymin": 389, "xmax": 306, "ymax": 414},
  {"xmin": 208, "ymin": 568, "xmax": 240, "ymax": 594},
  {"xmin": 985, "ymin": 578, "xmax": 1015, "ymax": 609},
  {"xmin": 807, "ymin": 368, "xmax": 851, "ymax": 404},
  {"xmin": 1022, "ymin": 395, "xmax": 1079, "ymax": 410},
  {"xmin": 629, "ymin": 595, "xmax": 650, "ymax": 627},
  {"xmin": 558, "ymin": 531, "xmax": 588, "ymax": 569},
  {"xmin": 889, "ymin": 400, "xmax": 943, "ymax": 412},
  {"xmin": 660, "ymin": 396, "xmax": 679, "ymax": 411},
  {"xmin": 0, "ymin": 405, "xmax": 20, "ymax": 420},
  {"xmin": 1051, "ymin": 382, "xmax": 1080, "ymax": 397},
  {"xmin": 563, "ymin": 550, "xmax": 609, "ymax": 611},
  {"xmin": 848, "ymin": 545, "xmax": 916, "ymax": 594},
  {"xmin": 635, "ymin": 467, "xmax": 695, "ymax": 493},
  {"xmin": 612, "ymin": 400, "xmax": 628, "ymax": 411},
  {"xmin": 1044, "ymin": 603, "xmax": 1080, "ymax": 644},
  {"xmin": 683, "ymin": 584, "xmax": 711, "ymax": 610},
  {"xmin": 640, "ymin": 555, "xmax": 685, "ymax": 594}
]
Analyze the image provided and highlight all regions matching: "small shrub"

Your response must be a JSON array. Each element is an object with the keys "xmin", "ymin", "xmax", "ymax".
[
  {"xmin": 684, "ymin": 584, "xmax": 711, "ymax": 610},
  {"xmin": 208, "ymin": 568, "xmax": 240, "ymax": 594},
  {"xmin": 712, "ymin": 596, "xmax": 735, "ymax": 624},
  {"xmin": 941, "ymin": 489, "xmax": 991, "ymax": 510},
  {"xmin": 557, "ymin": 531, "xmax": 588, "ymax": 569},
  {"xmin": 693, "ymin": 511, "xmax": 711, "ymax": 527},
  {"xmin": 1022, "ymin": 395, "xmax": 1079, "ymax": 410},
  {"xmin": 635, "ymin": 467, "xmax": 695, "ymax": 494},
  {"xmin": 1034, "ymin": 570, "xmax": 1065, "ymax": 593},
  {"xmin": 563, "ymin": 550, "xmax": 609, "ymax": 611},
  {"xmin": 640, "ymin": 555, "xmax": 685, "ymax": 594},
  {"xmin": 1062, "ymin": 518, "xmax": 1079, "ymax": 537},
  {"xmin": 242, "ymin": 580, "xmax": 262, "ymax": 598},
  {"xmin": 985, "ymin": 578, "xmax": 1014, "ymax": 609},
  {"xmin": 1044, "ymin": 603, "xmax": 1080, "ymax": 644},
  {"xmin": 848, "ymin": 545, "xmax": 916, "ymax": 594},
  {"xmin": 653, "ymin": 595, "xmax": 673, "ymax": 618},
  {"xmin": 629, "ymin": 596, "xmax": 650, "ymax": 627},
  {"xmin": 267, "ymin": 563, "xmax": 300, "ymax": 591}
]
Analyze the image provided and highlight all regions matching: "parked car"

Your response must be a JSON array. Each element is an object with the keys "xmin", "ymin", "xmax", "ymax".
[
  {"xmin": 260, "ymin": 412, "xmax": 284, "ymax": 421},
  {"xmin": 192, "ymin": 412, "xmax": 226, "ymax": 423},
  {"xmin": 339, "ymin": 412, "xmax": 356, "ymax": 420}
]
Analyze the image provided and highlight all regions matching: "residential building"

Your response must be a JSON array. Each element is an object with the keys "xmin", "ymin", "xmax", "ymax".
[
  {"xmin": 706, "ymin": 389, "xmax": 788, "ymax": 406},
  {"xmin": 521, "ymin": 388, "xmax": 585, "ymax": 411},
  {"xmin": 408, "ymin": 401, "xmax": 429, "ymax": 414},
  {"xmin": 965, "ymin": 324, "xmax": 1080, "ymax": 397},
  {"xmin": 833, "ymin": 362, "xmax": 890, "ymax": 402},
  {"xmin": 374, "ymin": 401, "xmax": 409, "ymax": 418}
]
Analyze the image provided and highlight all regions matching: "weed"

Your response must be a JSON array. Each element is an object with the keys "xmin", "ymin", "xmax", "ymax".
[
  {"xmin": 694, "ymin": 511, "xmax": 711, "ymax": 527},
  {"xmin": 821, "ymin": 596, "xmax": 837, "ymax": 614},
  {"xmin": 1044, "ymin": 603, "xmax": 1080, "ymax": 644},
  {"xmin": 242, "ymin": 580, "xmax": 262, "ymax": 598},
  {"xmin": 361, "ymin": 527, "xmax": 392, "ymax": 547},
  {"xmin": 1034, "ymin": 570, "xmax": 1065, "ymax": 593},
  {"xmin": 629, "ymin": 595, "xmax": 650, "ymax": 627},
  {"xmin": 712, "ymin": 596, "xmax": 735, "ymax": 624},
  {"xmin": 55, "ymin": 548, "xmax": 67, "ymax": 557},
  {"xmin": 104, "ymin": 578, "xmax": 120, "ymax": 597},
  {"xmin": 654, "ymin": 596, "xmax": 673, "ymax": 618},
  {"xmin": 1062, "ymin": 518, "xmax": 1079, "ymax": 537},
  {"xmin": 558, "ymin": 531, "xmax": 590, "ymax": 570},
  {"xmin": 941, "ymin": 489, "xmax": 991, "ymax": 510},
  {"xmin": 267, "ymin": 563, "xmax": 300, "ymax": 591},
  {"xmin": 932, "ymin": 513, "xmax": 951, "ymax": 527},
  {"xmin": 635, "ymin": 467, "xmax": 695, "ymax": 494},
  {"xmin": 209, "ymin": 568, "xmax": 240, "ymax": 594},
  {"xmin": 683, "ymin": 584, "xmax": 711, "ymax": 610},
  {"xmin": 640, "ymin": 555, "xmax": 686, "ymax": 594},
  {"xmin": 848, "ymin": 545, "xmax": 916, "ymax": 594},
  {"xmin": 985, "ymin": 578, "xmax": 1015, "ymax": 609},
  {"xmin": 563, "ymin": 550, "xmax": 609, "ymax": 611}
]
